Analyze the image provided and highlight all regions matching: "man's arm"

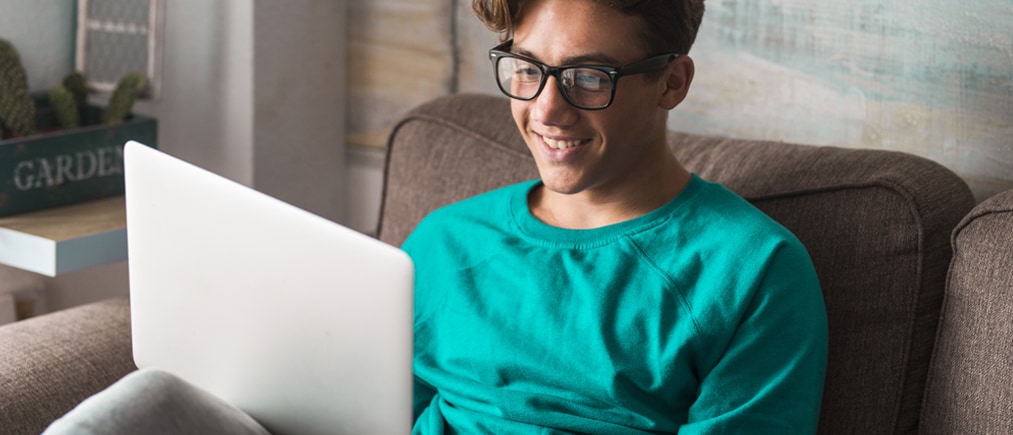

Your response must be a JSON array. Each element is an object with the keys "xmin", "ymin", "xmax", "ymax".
[{"xmin": 682, "ymin": 242, "xmax": 828, "ymax": 433}]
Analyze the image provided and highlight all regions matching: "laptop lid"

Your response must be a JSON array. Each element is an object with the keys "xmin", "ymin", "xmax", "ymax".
[{"xmin": 123, "ymin": 141, "xmax": 413, "ymax": 434}]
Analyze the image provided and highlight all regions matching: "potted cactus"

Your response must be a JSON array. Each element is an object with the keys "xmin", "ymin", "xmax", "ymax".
[
  {"xmin": 0, "ymin": 39, "xmax": 36, "ymax": 139},
  {"xmin": 0, "ymin": 38, "xmax": 157, "ymax": 217}
]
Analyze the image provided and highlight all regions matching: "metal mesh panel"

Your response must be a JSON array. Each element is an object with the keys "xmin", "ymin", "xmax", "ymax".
[{"xmin": 77, "ymin": 0, "xmax": 162, "ymax": 98}]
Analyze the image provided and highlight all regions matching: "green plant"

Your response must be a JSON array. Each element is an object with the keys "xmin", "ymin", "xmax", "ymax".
[
  {"xmin": 0, "ymin": 38, "xmax": 37, "ymax": 137},
  {"xmin": 62, "ymin": 71, "xmax": 88, "ymax": 122},
  {"xmin": 0, "ymin": 40, "xmax": 148, "ymax": 138},
  {"xmin": 48, "ymin": 85, "xmax": 79, "ymax": 129},
  {"xmin": 48, "ymin": 71, "xmax": 90, "ymax": 129},
  {"xmin": 103, "ymin": 72, "xmax": 146, "ymax": 124}
]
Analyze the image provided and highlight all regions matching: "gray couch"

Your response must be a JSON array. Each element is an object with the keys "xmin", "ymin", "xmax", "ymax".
[{"xmin": 1, "ymin": 93, "xmax": 1010, "ymax": 434}]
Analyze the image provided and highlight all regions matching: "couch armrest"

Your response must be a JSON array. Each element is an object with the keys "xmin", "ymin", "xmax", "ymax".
[
  {"xmin": 0, "ymin": 297, "xmax": 135, "ymax": 435},
  {"xmin": 921, "ymin": 189, "xmax": 1013, "ymax": 434}
]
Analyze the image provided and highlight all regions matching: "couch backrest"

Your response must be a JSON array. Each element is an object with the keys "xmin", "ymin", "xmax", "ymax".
[
  {"xmin": 920, "ymin": 189, "xmax": 1013, "ymax": 434},
  {"xmin": 378, "ymin": 93, "xmax": 977, "ymax": 434},
  {"xmin": 378, "ymin": 94, "xmax": 538, "ymax": 246}
]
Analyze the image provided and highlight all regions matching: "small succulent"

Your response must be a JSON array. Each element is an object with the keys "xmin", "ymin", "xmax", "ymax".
[
  {"xmin": 49, "ymin": 85, "xmax": 80, "ymax": 129},
  {"xmin": 103, "ymin": 72, "xmax": 146, "ymax": 124},
  {"xmin": 62, "ymin": 71, "xmax": 88, "ymax": 122}
]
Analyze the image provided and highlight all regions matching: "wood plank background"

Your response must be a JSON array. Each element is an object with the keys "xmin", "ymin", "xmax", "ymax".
[{"xmin": 348, "ymin": 0, "xmax": 1012, "ymax": 202}]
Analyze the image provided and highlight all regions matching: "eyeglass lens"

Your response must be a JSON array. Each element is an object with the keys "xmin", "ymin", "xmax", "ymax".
[{"xmin": 495, "ymin": 56, "xmax": 613, "ymax": 109}]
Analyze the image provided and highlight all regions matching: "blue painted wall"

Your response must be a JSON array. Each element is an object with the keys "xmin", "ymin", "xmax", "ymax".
[{"xmin": 0, "ymin": 0, "xmax": 77, "ymax": 92}]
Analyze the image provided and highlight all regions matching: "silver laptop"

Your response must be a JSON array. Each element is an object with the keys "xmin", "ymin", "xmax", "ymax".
[{"xmin": 123, "ymin": 141, "xmax": 414, "ymax": 434}]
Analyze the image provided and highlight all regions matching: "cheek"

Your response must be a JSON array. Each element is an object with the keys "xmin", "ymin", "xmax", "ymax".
[
  {"xmin": 510, "ymin": 101, "xmax": 529, "ymax": 134},
  {"xmin": 594, "ymin": 110, "xmax": 633, "ymax": 142},
  {"xmin": 595, "ymin": 105, "xmax": 656, "ymax": 151},
  {"xmin": 607, "ymin": 90, "xmax": 661, "ymax": 132},
  {"xmin": 512, "ymin": 101, "xmax": 548, "ymax": 158},
  {"xmin": 615, "ymin": 77, "xmax": 661, "ymax": 112},
  {"xmin": 510, "ymin": 100, "xmax": 526, "ymax": 137}
]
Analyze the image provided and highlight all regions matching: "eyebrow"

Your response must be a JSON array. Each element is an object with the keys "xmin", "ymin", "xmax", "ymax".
[{"xmin": 512, "ymin": 45, "xmax": 623, "ymax": 66}]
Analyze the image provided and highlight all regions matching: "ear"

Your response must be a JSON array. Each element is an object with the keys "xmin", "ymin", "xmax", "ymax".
[{"xmin": 658, "ymin": 55, "xmax": 695, "ymax": 110}]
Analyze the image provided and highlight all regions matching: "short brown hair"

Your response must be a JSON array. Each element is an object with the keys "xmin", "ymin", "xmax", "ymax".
[{"xmin": 472, "ymin": 0, "xmax": 706, "ymax": 56}]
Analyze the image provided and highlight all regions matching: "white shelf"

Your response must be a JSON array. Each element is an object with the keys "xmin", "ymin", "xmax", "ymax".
[{"xmin": 0, "ymin": 197, "xmax": 127, "ymax": 277}]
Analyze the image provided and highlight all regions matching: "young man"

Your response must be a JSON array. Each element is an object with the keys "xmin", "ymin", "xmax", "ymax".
[
  {"xmin": 45, "ymin": 1, "xmax": 826, "ymax": 433},
  {"xmin": 404, "ymin": 0, "xmax": 827, "ymax": 433}
]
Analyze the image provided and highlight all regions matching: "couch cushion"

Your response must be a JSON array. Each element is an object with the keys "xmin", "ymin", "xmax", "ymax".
[
  {"xmin": 0, "ymin": 297, "xmax": 136, "ymax": 435},
  {"xmin": 920, "ymin": 189, "xmax": 1013, "ymax": 434},
  {"xmin": 379, "ymin": 93, "xmax": 976, "ymax": 434}
]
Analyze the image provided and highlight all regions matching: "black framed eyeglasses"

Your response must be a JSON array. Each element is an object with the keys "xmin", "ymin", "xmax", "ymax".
[{"xmin": 488, "ymin": 40, "xmax": 679, "ymax": 111}]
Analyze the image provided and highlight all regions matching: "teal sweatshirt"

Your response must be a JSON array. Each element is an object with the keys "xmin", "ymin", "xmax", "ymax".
[{"xmin": 403, "ymin": 175, "xmax": 828, "ymax": 434}]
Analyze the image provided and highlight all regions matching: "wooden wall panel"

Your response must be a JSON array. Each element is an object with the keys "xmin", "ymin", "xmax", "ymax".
[{"xmin": 350, "ymin": 0, "xmax": 1012, "ymax": 201}]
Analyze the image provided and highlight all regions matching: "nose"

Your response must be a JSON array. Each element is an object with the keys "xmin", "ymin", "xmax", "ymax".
[{"xmin": 530, "ymin": 75, "xmax": 579, "ymax": 127}]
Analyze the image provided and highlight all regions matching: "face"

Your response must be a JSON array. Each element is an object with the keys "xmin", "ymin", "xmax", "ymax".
[{"xmin": 509, "ymin": 0, "xmax": 684, "ymax": 198}]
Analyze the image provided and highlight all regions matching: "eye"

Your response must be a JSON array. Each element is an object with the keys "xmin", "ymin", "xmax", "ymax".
[
  {"xmin": 507, "ymin": 58, "xmax": 542, "ymax": 83},
  {"xmin": 576, "ymin": 73, "xmax": 601, "ymax": 89},
  {"xmin": 514, "ymin": 66, "xmax": 541, "ymax": 81},
  {"xmin": 569, "ymin": 69, "xmax": 609, "ymax": 92}
]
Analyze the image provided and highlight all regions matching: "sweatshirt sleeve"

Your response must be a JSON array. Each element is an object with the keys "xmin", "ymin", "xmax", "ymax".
[
  {"xmin": 682, "ymin": 240, "xmax": 828, "ymax": 434},
  {"xmin": 402, "ymin": 216, "xmax": 443, "ymax": 423}
]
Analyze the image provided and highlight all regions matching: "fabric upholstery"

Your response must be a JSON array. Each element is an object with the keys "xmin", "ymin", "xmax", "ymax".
[
  {"xmin": 0, "ymin": 297, "xmax": 135, "ymax": 435},
  {"xmin": 920, "ymin": 189, "xmax": 1013, "ymax": 434},
  {"xmin": 379, "ymin": 93, "xmax": 976, "ymax": 434}
]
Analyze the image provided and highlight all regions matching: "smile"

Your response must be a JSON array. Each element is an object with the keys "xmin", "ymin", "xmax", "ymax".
[{"xmin": 540, "ymin": 135, "xmax": 588, "ymax": 150}]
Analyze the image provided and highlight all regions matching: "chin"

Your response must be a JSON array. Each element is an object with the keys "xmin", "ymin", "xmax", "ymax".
[{"xmin": 538, "ymin": 173, "xmax": 586, "ymax": 196}]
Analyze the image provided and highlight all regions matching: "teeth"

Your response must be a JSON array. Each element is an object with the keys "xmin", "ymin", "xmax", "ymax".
[{"xmin": 543, "ymin": 137, "xmax": 582, "ymax": 149}]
